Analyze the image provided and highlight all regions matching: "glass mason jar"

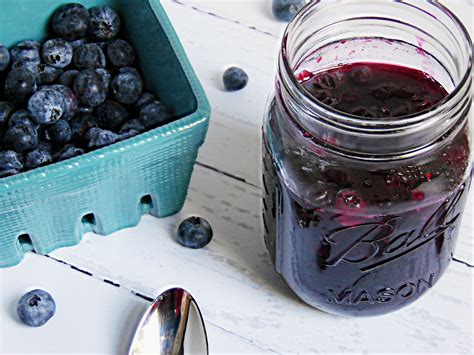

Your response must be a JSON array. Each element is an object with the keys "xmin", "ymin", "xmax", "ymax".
[{"xmin": 262, "ymin": 0, "xmax": 472, "ymax": 317}]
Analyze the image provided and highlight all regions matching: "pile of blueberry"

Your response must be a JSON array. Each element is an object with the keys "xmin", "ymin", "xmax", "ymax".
[{"xmin": 0, "ymin": 4, "xmax": 171, "ymax": 178}]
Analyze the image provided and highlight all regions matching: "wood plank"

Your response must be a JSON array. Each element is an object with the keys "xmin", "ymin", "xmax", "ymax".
[
  {"xmin": 49, "ymin": 164, "xmax": 473, "ymax": 353},
  {"xmin": 161, "ymin": 1, "xmax": 473, "ymax": 263},
  {"xmin": 0, "ymin": 253, "xmax": 267, "ymax": 354}
]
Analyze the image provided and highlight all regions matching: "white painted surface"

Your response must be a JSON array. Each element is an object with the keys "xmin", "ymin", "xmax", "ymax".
[{"xmin": 1, "ymin": 1, "xmax": 473, "ymax": 354}]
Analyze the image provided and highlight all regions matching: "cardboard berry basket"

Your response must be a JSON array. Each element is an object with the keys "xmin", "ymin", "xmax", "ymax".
[{"xmin": 0, "ymin": 0, "xmax": 211, "ymax": 267}]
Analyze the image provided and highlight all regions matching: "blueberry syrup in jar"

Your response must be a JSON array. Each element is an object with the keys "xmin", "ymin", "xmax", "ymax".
[{"xmin": 263, "ymin": 1, "xmax": 472, "ymax": 317}]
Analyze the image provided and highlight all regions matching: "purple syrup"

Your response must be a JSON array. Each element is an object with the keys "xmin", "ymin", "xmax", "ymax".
[
  {"xmin": 298, "ymin": 62, "xmax": 448, "ymax": 118},
  {"xmin": 263, "ymin": 62, "xmax": 471, "ymax": 316}
]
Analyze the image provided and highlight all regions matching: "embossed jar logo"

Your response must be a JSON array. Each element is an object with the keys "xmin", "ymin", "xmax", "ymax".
[{"xmin": 320, "ymin": 184, "xmax": 466, "ymax": 272}]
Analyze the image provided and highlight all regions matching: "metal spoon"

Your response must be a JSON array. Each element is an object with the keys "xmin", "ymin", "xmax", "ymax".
[{"xmin": 129, "ymin": 287, "xmax": 208, "ymax": 355}]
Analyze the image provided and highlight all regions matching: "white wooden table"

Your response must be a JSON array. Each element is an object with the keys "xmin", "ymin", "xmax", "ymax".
[{"xmin": 1, "ymin": 1, "xmax": 473, "ymax": 353}]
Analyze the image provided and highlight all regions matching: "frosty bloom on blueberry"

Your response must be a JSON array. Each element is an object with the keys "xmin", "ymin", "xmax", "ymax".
[
  {"xmin": 177, "ymin": 217, "xmax": 214, "ymax": 249},
  {"xmin": 223, "ymin": 67, "xmax": 249, "ymax": 91},
  {"xmin": 17, "ymin": 289, "xmax": 56, "ymax": 327}
]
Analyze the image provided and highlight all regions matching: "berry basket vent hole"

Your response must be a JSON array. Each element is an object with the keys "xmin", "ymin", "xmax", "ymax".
[
  {"xmin": 17, "ymin": 234, "xmax": 34, "ymax": 253},
  {"xmin": 140, "ymin": 195, "xmax": 154, "ymax": 214},
  {"xmin": 81, "ymin": 213, "xmax": 97, "ymax": 233}
]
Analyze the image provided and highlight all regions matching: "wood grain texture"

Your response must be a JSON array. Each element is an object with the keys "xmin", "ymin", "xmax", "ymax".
[{"xmin": 1, "ymin": 0, "xmax": 473, "ymax": 353}]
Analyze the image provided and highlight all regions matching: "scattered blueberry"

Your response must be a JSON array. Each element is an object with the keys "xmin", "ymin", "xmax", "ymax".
[
  {"xmin": 25, "ymin": 148, "xmax": 53, "ymax": 169},
  {"xmin": 73, "ymin": 43, "xmax": 106, "ymax": 70},
  {"xmin": 45, "ymin": 119, "xmax": 72, "ymax": 145},
  {"xmin": 52, "ymin": 3, "xmax": 90, "ymax": 40},
  {"xmin": 37, "ymin": 64, "xmax": 63, "ymax": 85},
  {"xmin": 42, "ymin": 39, "xmax": 73, "ymax": 69},
  {"xmin": 96, "ymin": 100, "xmax": 129, "ymax": 131},
  {"xmin": 0, "ymin": 101, "xmax": 15, "ymax": 126},
  {"xmin": 10, "ymin": 41, "xmax": 41, "ymax": 64},
  {"xmin": 59, "ymin": 69, "xmax": 80, "ymax": 88},
  {"xmin": 223, "ymin": 67, "xmax": 249, "ymax": 91},
  {"xmin": 57, "ymin": 144, "xmax": 84, "ymax": 161},
  {"xmin": 272, "ymin": 0, "xmax": 306, "ymax": 21},
  {"xmin": 74, "ymin": 69, "xmax": 107, "ymax": 107},
  {"xmin": 89, "ymin": 6, "xmax": 121, "ymax": 40},
  {"xmin": 4, "ymin": 125, "xmax": 38, "ymax": 153},
  {"xmin": 50, "ymin": 85, "xmax": 78, "ymax": 120},
  {"xmin": 95, "ymin": 68, "xmax": 112, "ymax": 88},
  {"xmin": 139, "ymin": 101, "xmax": 170, "ymax": 129},
  {"xmin": 0, "ymin": 150, "xmax": 23, "ymax": 177},
  {"xmin": 8, "ymin": 110, "xmax": 36, "ymax": 128},
  {"xmin": 70, "ymin": 112, "xmax": 98, "ymax": 141},
  {"xmin": 111, "ymin": 69, "xmax": 142, "ymax": 104},
  {"xmin": 0, "ymin": 44, "xmax": 10, "ymax": 72},
  {"xmin": 28, "ymin": 89, "xmax": 67, "ymax": 124},
  {"xmin": 17, "ymin": 289, "xmax": 56, "ymax": 327},
  {"xmin": 107, "ymin": 39, "xmax": 135, "ymax": 67},
  {"xmin": 86, "ymin": 127, "xmax": 119, "ymax": 148},
  {"xmin": 4, "ymin": 68, "xmax": 37, "ymax": 104},
  {"xmin": 177, "ymin": 216, "xmax": 213, "ymax": 249}
]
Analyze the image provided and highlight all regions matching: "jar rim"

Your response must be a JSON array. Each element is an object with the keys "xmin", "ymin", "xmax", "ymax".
[{"xmin": 281, "ymin": 0, "xmax": 473, "ymax": 129}]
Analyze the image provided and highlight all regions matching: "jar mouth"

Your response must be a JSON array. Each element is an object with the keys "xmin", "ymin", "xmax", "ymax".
[{"xmin": 281, "ymin": 1, "xmax": 473, "ymax": 132}]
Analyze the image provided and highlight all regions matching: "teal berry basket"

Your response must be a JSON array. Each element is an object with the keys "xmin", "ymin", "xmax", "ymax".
[{"xmin": 0, "ymin": 0, "xmax": 211, "ymax": 268}]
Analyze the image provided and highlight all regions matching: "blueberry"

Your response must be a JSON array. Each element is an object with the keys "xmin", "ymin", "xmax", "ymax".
[
  {"xmin": 0, "ymin": 44, "xmax": 10, "ymax": 72},
  {"xmin": 11, "ymin": 58, "xmax": 38, "ymax": 73},
  {"xmin": 95, "ymin": 68, "xmax": 111, "ymax": 88},
  {"xmin": 111, "ymin": 69, "xmax": 142, "ymax": 104},
  {"xmin": 8, "ymin": 110, "xmax": 36, "ymax": 128},
  {"xmin": 28, "ymin": 89, "xmax": 67, "ymax": 124},
  {"xmin": 134, "ymin": 92, "xmax": 156, "ymax": 111},
  {"xmin": 42, "ymin": 39, "xmax": 73, "ymax": 69},
  {"xmin": 25, "ymin": 148, "xmax": 53, "ymax": 170},
  {"xmin": 10, "ymin": 41, "xmax": 41, "ymax": 64},
  {"xmin": 59, "ymin": 69, "xmax": 80, "ymax": 87},
  {"xmin": 96, "ymin": 100, "xmax": 129, "ymax": 131},
  {"xmin": 70, "ymin": 112, "xmax": 98, "ymax": 141},
  {"xmin": 119, "ymin": 67, "xmax": 143, "ymax": 85},
  {"xmin": 119, "ymin": 119, "xmax": 145, "ymax": 139},
  {"xmin": 272, "ymin": 0, "xmax": 306, "ymax": 21},
  {"xmin": 37, "ymin": 64, "xmax": 63, "ymax": 85},
  {"xmin": 17, "ymin": 289, "xmax": 56, "ymax": 327},
  {"xmin": 77, "ymin": 106, "xmax": 94, "ymax": 114},
  {"xmin": 5, "ymin": 68, "xmax": 37, "ymax": 104},
  {"xmin": 350, "ymin": 66, "xmax": 372, "ymax": 85},
  {"xmin": 86, "ymin": 127, "xmax": 119, "ymax": 149},
  {"xmin": 74, "ymin": 69, "xmax": 107, "ymax": 107},
  {"xmin": 120, "ymin": 119, "xmax": 145, "ymax": 134},
  {"xmin": 107, "ymin": 39, "xmax": 135, "ymax": 67},
  {"xmin": 52, "ymin": 3, "xmax": 90, "ymax": 40},
  {"xmin": 4, "ymin": 125, "xmax": 38, "ymax": 153},
  {"xmin": 69, "ymin": 38, "xmax": 87, "ymax": 51},
  {"xmin": 57, "ymin": 144, "xmax": 84, "ymax": 161},
  {"xmin": 73, "ymin": 44, "xmax": 106, "ymax": 70},
  {"xmin": 0, "ymin": 101, "xmax": 15, "ymax": 127},
  {"xmin": 139, "ymin": 101, "xmax": 170, "ymax": 129},
  {"xmin": 45, "ymin": 120, "xmax": 72, "ymax": 145},
  {"xmin": 50, "ymin": 85, "xmax": 78, "ymax": 120},
  {"xmin": 37, "ymin": 141, "xmax": 54, "ymax": 154},
  {"xmin": 177, "ymin": 216, "xmax": 213, "ymax": 249},
  {"xmin": 0, "ymin": 150, "xmax": 23, "ymax": 177},
  {"xmin": 223, "ymin": 67, "xmax": 249, "ymax": 91},
  {"xmin": 89, "ymin": 6, "xmax": 121, "ymax": 40}
]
